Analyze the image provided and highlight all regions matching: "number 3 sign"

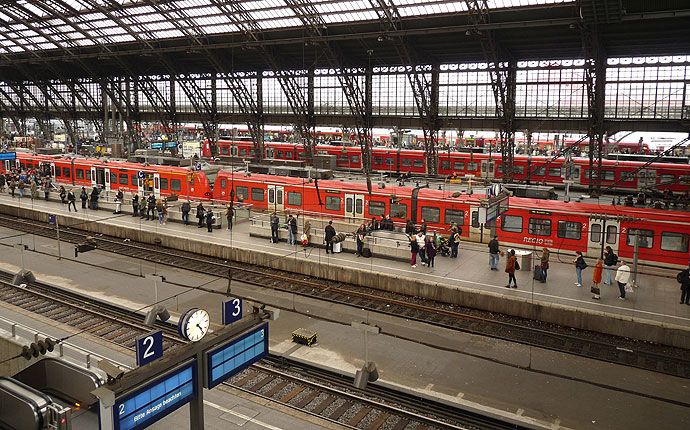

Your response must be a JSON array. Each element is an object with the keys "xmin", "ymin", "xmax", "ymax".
[{"xmin": 136, "ymin": 330, "xmax": 163, "ymax": 367}]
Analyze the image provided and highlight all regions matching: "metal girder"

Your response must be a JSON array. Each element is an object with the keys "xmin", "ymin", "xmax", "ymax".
[
  {"xmin": 464, "ymin": 0, "xmax": 516, "ymax": 183},
  {"xmin": 371, "ymin": 0, "xmax": 440, "ymax": 175}
]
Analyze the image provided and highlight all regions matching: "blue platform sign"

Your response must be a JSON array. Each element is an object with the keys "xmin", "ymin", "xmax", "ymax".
[
  {"xmin": 48, "ymin": 214, "xmax": 57, "ymax": 226},
  {"xmin": 137, "ymin": 170, "xmax": 144, "ymax": 179},
  {"xmin": 205, "ymin": 322, "xmax": 268, "ymax": 389},
  {"xmin": 195, "ymin": 163, "xmax": 202, "ymax": 171},
  {"xmin": 0, "ymin": 152, "xmax": 16, "ymax": 161},
  {"xmin": 135, "ymin": 331, "xmax": 163, "ymax": 367},
  {"xmin": 114, "ymin": 360, "xmax": 197, "ymax": 430},
  {"xmin": 150, "ymin": 142, "xmax": 163, "ymax": 149},
  {"xmin": 222, "ymin": 298, "xmax": 242, "ymax": 326}
]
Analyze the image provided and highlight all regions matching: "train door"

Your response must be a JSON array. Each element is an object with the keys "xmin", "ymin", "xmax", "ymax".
[
  {"xmin": 153, "ymin": 173, "xmax": 161, "ymax": 199},
  {"xmin": 587, "ymin": 216, "xmax": 620, "ymax": 258},
  {"xmin": 49, "ymin": 162, "xmax": 56, "ymax": 178},
  {"xmin": 137, "ymin": 173, "xmax": 144, "ymax": 196},
  {"xmin": 265, "ymin": 147, "xmax": 274, "ymax": 160},
  {"xmin": 345, "ymin": 193, "xmax": 365, "ymax": 220},
  {"xmin": 268, "ymin": 185, "xmax": 284, "ymax": 212},
  {"xmin": 90, "ymin": 167, "xmax": 97, "ymax": 188},
  {"xmin": 468, "ymin": 206, "xmax": 488, "ymax": 243},
  {"xmin": 638, "ymin": 169, "xmax": 657, "ymax": 189},
  {"xmin": 104, "ymin": 168, "xmax": 111, "ymax": 192},
  {"xmin": 481, "ymin": 160, "xmax": 495, "ymax": 180}
]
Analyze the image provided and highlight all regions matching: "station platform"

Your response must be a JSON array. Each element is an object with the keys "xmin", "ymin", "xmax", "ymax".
[
  {"xmin": 0, "ymin": 191, "xmax": 688, "ymax": 349},
  {"xmin": 0, "ymin": 226, "xmax": 689, "ymax": 429}
]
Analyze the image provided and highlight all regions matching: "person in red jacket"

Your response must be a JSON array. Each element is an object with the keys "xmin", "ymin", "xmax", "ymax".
[
  {"xmin": 592, "ymin": 258, "xmax": 603, "ymax": 300},
  {"xmin": 505, "ymin": 249, "xmax": 517, "ymax": 289}
]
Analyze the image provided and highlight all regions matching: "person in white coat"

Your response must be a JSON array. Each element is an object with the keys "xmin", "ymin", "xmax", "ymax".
[{"xmin": 615, "ymin": 260, "xmax": 631, "ymax": 300}]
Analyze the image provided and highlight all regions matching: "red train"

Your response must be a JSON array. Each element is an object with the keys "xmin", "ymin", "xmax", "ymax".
[
  {"xmin": 5, "ymin": 152, "xmax": 689, "ymax": 268},
  {"xmin": 205, "ymin": 138, "xmax": 690, "ymax": 194}
]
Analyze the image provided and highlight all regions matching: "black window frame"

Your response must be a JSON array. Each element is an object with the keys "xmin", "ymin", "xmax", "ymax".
[
  {"xmin": 76, "ymin": 169, "xmax": 84, "ymax": 180},
  {"xmin": 557, "ymin": 220, "xmax": 582, "ymax": 240},
  {"xmin": 251, "ymin": 187, "xmax": 264, "ymax": 201},
  {"xmin": 660, "ymin": 231, "xmax": 690, "ymax": 253},
  {"xmin": 420, "ymin": 206, "xmax": 440, "ymax": 223},
  {"xmin": 160, "ymin": 177, "xmax": 169, "ymax": 190},
  {"xmin": 444, "ymin": 208, "xmax": 464, "ymax": 226},
  {"xmin": 62, "ymin": 167, "xmax": 71, "ymax": 178},
  {"xmin": 170, "ymin": 179, "xmax": 181, "ymax": 192},
  {"xmin": 368, "ymin": 201, "xmax": 385, "ymax": 216},
  {"xmin": 287, "ymin": 191, "xmax": 302, "ymax": 206},
  {"xmin": 236, "ymin": 186, "xmax": 249, "ymax": 200},
  {"xmin": 626, "ymin": 228, "xmax": 654, "ymax": 249},
  {"xmin": 325, "ymin": 195, "xmax": 341, "ymax": 211},
  {"xmin": 501, "ymin": 215, "xmax": 523, "ymax": 233},
  {"xmin": 528, "ymin": 217, "xmax": 552, "ymax": 236},
  {"xmin": 119, "ymin": 173, "xmax": 128, "ymax": 185},
  {"xmin": 389, "ymin": 203, "xmax": 407, "ymax": 219}
]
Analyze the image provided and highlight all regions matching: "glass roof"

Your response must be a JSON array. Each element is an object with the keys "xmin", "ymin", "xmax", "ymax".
[{"xmin": 0, "ymin": 0, "xmax": 573, "ymax": 54}]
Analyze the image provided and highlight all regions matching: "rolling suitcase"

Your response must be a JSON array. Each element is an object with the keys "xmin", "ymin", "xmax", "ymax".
[
  {"xmin": 362, "ymin": 248, "xmax": 372, "ymax": 258},
  {"xmin": 533, "ymin": 265, "xmax": 543, "ymax": 281}
]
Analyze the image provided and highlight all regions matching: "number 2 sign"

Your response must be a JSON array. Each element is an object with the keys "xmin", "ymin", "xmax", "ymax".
[{"xmin": 135, "ymin": 330, "xmax": 163, "ymax": 367}]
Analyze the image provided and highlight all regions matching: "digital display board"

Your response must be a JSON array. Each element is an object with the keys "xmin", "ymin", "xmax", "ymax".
[
  {"xmin": 206, "ymin": 323, "xmax": 268, "ymax": 389},
  {"xmin": 0, "ymin": 152, "xmax": 16, "ymax": 161},
  {"xmin": 114, "ymin": 360, "xmax": 197, "ymax": 430}
]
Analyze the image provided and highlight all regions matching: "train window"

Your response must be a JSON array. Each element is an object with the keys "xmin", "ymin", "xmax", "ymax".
[
  {"xmin": 76, "ymin": 169, "xmax": 84, "ymax": 180},
  {"xmin": 501, "ymin": 215, "xmax": 523, "ymax": 233},
  {"xmin": 590, "ymin": 170, "xmax": 615, "ymax": 181},
  {"xmin": 548, "ymin": 167, "xmax": 561, "ymax": 177},
  {"xmin": 287, "ymin": 191, "xmax": 301, "ymax": 206},
  {"xmin": 385, "ymin": 157, "xmax": 395, "ymax": 166},
  {"xmin": 660, "ymin": 174, "xmax": 676, "ymax": 184},
  {"xmin": 356, "ymin": 198, "xmax": 363, "ymax": 214},
  {"xmin": 453, "ymin": 161, "xmax": 465, "ymax": 170},
  {"xmin": 20, "ymin": 162, "xmax": 25, "ymax": 169},
  {"xmin": 171, "ymin": 179, "xmax": 181, "ymax": 192},
  {"xmin": 513, "ymin": 165, "xmax": 525, "ymax": 175},
  {"xmin": 374, "ymin": 156, "xmax": 383, "ymax": 164},
  {"xmin": 413, "ymin": 159, "xmax": 424, "ymax": 168},
  {"xmin": 467, "ymin": 162, "xmax": 478, "ymax": 171},
  {"xmin": 444, "ymin": 209, "xmax": 464, "ymax": 226},
  {"xmin": 62, "ymin": 167, "xmax": 70, "ymax": 178},
  {"xmin": 340, "ymin": 153, "xmax": 349, "ymax": 162},
  {"xmin": 220, "ymin": 179, "xmax": 226, "ymax": 189},
  {"xmin": 160, "ymin": 178, "xmax": 168, "ymax": 190},
  {"xmin": 119, "ymin": 173, "xmax": 128, "ymax": 185},
  {"xmin": 236, "ymin": 186, "xmax": 249, "ymax": 201},
  {"xmin": 351, "ymin": 155, "xmax": 359, "ymax": 163},
  {"xmin": 680, "ymin": 176, "xmax": 690, "ymax": 186},
  {"xmin": 621, "ymin": 172, "xmax": 635, "ymax": 182},
  {"xmin": 369, "ymin": 201, "xmax": 385, "ymax": 216},
  {"xmin": 249, "ymin": 149, "xmax": 256, "ymax": 156},
  {"xmin": 626, "ymin": 228, "xmax": 653, "ymax": 248},
  {"xmin": 471, "ymin": 211, "xmax": 479, "ymax": 228},
  {"xmin": 661, "ymin": 232, "xmax": 689, "ymax": 253},
  {"xmin": 532, "ymin": 165, "xmax": 545, "ymax": 176},
  {"xmin": 285, "ymin": 151, "xmax": 293, "ymax": 159},
  {"xmin": 557, "ymin": 221, "xmax": 581, "ymax": 240},
  {"xmin": 251, "ymin": 187, "xmax": 264, "ymax": 202},
  {"xmin": 239, "ymin": 148, "xmax": 246, "ymax": 156},
  {"xmin": 221, "ymin": 147, "xmax": 229, "ymax": 155},
  {"xmin": 590, "ymin": 224, "xmax": 602, "ymax": 243},
  {"xmin": 298, "ymin": 152, "xmax": 306, "ymax": 160},
  {"xmin": 606, "ymin": 226, "xmax": 617, "ymax": 244},
  {"xmin": 276, "ymin": 150, "xmax": 283, "ymax": 158},
  {"xmin": 131, "ymin": 175, "xmax": 138, "ymax": 186},
  {"xmin": 440, "ymin": 160, "xmax": 450, "ymax": 170},
  {"xmin": 528, "ymin": 218, "xmax": 551, "ymax": 236},
  {"xmin": 401, "ymin": 158, "xmax": 412, "ymax": 167},
  {"xmin": 325, "ymin": 196, "xmax": 340, "ymax": 211},
  {"xmin": 109, "ymin": 172, "xmax": 116, "ymax": 184},
  {"xmin": 421, "ymin": 206, "xmax": 440, "ymax": 223},
  {"xmin": 390, "ymin": 203, "xmax": 407, "ymax": 219},
  {"xmin": 55, "ymin": 167, "xmax": 61, "ymax": 177}
]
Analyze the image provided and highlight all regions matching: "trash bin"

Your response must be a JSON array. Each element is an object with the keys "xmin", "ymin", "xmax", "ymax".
[
  {"xmin": 513, "ymin": 250, "xmax": 532, "ymax": 271},
  {"xmin": 332, "ymin": 241, "xmax": 342, "ymax": 253}
]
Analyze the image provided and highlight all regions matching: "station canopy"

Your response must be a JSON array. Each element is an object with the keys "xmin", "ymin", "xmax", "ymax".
[{"xmin": 0, "ymin": 0, "xmax": 572, "ymax": 54}]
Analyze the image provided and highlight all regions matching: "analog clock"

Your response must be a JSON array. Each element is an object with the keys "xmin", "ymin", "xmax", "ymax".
[{"xmin": 178, "ymin": 308, "xmax": 210, "ymax": 342}]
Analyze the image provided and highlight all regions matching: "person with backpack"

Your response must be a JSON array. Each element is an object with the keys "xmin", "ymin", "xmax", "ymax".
[
  {"xmin": 488, "ymin": 235, "xmax": 500, "ymax": 268},
  {"xmin": 573, "ymin": 251, "xmax": 587, "ymax": 287},
  {"xmin": 505, "ymin": 249, "xmax": 518, "ymax": 289},
  {"xmin": 132, "ymin": 194, "xmax": 139, "ymax": 217},
  {"xmin": 603, "ymin": 246, "xmax": 618, "ymax": 285},
  {"xmin": 450, "ymin": 227, "xmax": 461, "ymax": 259},
  {"xmin": 67, "ymin": 189, "xmax": 77, "ymax": 212},
  {"xmin": 196, "ymin": 202, "xmax": 205, "ymax": 228},
  {"xmin": 678, "ymin": 267, "xmax": 690, "ymax": 305},
  {"xmin": 287, "ymin": 214, "xmax": 298, "ymax": 245},
  {"xmin": 225, "ymin": 204, "xmax": 234, "ymax": 230},
  {"xmin": 181, "ymin": 200, "xmax": 191, "ymax": 225}
]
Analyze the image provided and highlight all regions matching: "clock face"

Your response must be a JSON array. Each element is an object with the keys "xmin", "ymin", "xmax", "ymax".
[{"xmin": 181, "ymin": 308, "xmax": 210, "ymax": 342}]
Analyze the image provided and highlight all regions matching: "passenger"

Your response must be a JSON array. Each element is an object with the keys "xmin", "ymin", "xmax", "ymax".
[
  {"xmin": 59, "ymin": 185, "xmax": 66, "ymax": 204},
  {"xmin": 270, "ymin": 212, "xmax": 280, "ymax": 243},
  {"xmin": 425, "ymin": 236, "xmax": 436, "ymax": 268},
  {"xmin": 132, "ymin": 194, "xmax": 139, "ymax": 217},
  {"xmin": 146, "ymin": 193, "xmax": 156, "ymax": 220},
  {"xmin": 418, "ymin": 218, "xmax": 427, "ymax": 234},
  {"xmin": 181, "ymin": 200, "xmax": 191, "ymax": 224},
  {"xmin": 615, "ymin": 260, "xmax": 631, "ymax": 300},
  {"xmin": 196, "ymin": 202, "xmax": 205, "ymax": 228},
  {"xmin": 488, "ymin": 235, "xmax": 500, "ymax": 269},
  {"xmin": 67, "ymin": 189, "xmax": 77, "ymax": 212},
  {"xmin": 603, "ymin": 246, "xmax": 617, "ymax": 285},
  {"xmin": 30, "ymin": 180, "xmax": 37, "ymax": 200},
  {"xmin": 90, "ymin": 186, "xmax": 99, "ymax": 210},
  {"xmin": 409, "ymin": 235, "xmax": 419, "ymax": 268},
  {"xmin": 205, "ymin": 209, "xmax": 214, "ymax": 232},
  {"xmin": 505, "ymin": 249, "xmax": 517, "ymax": 288},
  {"xmin": 573, "ymin": 251, "xmax": 587, "ymax": 287},
  {"xmin": 156, "ymin": 200, "xmax": 165, "ymax": 224},
  {"xmin": 9, "ymin": 179, "xmax": 15, "ymax": 197},
  {"xmin": 324, "ymin": 220, "xmax": 336, "ymax": 254},
  {"xmin": 18, "ymin": 180, "xmax": 25, "ymax": 198},
  {"xmin": 450, "ymin": 227, "xmax": 461, "ymax": 259},
  {"xmin": 114, "ymin": 191, "xmax": 123, "ymax": 214},
  {"xmin": 0, "ymin": 174, "xmax": 4, "ymax": 192},
  {"xmin": 43, "ymin": 179, "xmax": 50, "ymax": 201},
  {"xmin": 355, "ymin": 224, "xmax": 366, "ymax": 256},
  {"xmin": 225, "ymin": 204, "xmax": 234, "ymax": 230},
  {"xmin": 539, "ymin": 247, "xmax": 549, "ymax": 282},
  {"xmin": 370, "ymin": 216, "xmax": 378, "ymax": 231},
  {"xmin": 80, "ymin": 187, "xmax": 88, "ymax": 209},
  {"xmin": 677, "ymin": 267, "xmax": 690, "ymax": 305},
  {"xmin": 405, "ymin": 219, "xmax": 415, "ymax": 235},
  {"xmin": 302, "ymin": 219, "xmax": 311, "ymax": 247},
  {"xmin": 287, "ymin": 214, "xmax": 297, "ymax": 245},
  {"xmin": 416, "ymin": 231, "xmax": 428, "ymax": 265},
  {"xmin": 592, "ymin": 258, "xmax": 603, "ymax": 300}
]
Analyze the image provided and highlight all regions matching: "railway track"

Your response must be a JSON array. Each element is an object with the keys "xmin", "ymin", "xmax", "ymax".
[
  {"xmin": 1, "ymin": 213, "xmax": 690, "ymax": 380},
  {"xmin": 0, "ymin": 274, "xmax": 518, "ymax": 430}
]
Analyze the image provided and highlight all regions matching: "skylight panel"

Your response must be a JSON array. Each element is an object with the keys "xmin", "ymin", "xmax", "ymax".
[
  {"xmin": 260, "ymin": 18, "xmax": 301, "ymax": 29},
  {"xmin": 21, "ymin": 2, "xmax": 46, "ymax": 17},
  {"xmin": 243, "ymin": 1, "xmax": 286, "ymax": 11},
  {"xmin": 39, "ymin": 43, "xmax": 57, "ymax": 49},
  {"xmin": 157, "ymin": 29, "xmax": 185, "ymax": 38},
  {"xmin": 129, "ymin": 6, "xmax": 156, "ymax": 15},
  {"xmin": 183, "ymin": 6, "xmax": 222, "ymax": 17},
  {"xmin": 204, "ymin": 24, "xmax": 238, "ymax": 34}
]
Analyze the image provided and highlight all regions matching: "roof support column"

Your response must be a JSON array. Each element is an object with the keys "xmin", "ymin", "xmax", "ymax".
[{"xmin": 583, "ymin": 30, "xmax": 606, "ymax": 196}]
